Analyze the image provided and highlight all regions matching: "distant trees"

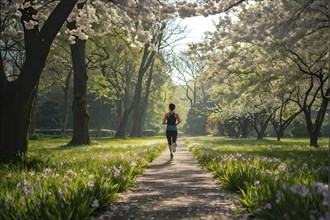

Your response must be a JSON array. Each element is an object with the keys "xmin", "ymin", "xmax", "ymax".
[{"xmin": 171, "ymin": 48, "xmax": 210, "ymax": 136}]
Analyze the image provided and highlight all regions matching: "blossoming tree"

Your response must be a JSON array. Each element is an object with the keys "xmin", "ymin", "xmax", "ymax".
[{"xmin": 0, "ymin": 0, "xmax": 248, "ymax": 158}]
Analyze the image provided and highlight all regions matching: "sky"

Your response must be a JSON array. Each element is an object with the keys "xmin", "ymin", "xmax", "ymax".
[
  {"xmin": 174, "ymin": 14, "xmax": 220, "ymax": 51},
  {"xmin": 168, "ymin": 14, "xmax": 220, "ymax": 84}
]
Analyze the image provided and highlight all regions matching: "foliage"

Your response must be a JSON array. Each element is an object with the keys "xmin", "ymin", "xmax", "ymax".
[
  {"xmin": 184, "ymin": 106, "xmax": 208, "ymax": 136},
  {"xmin": 195, "ymin": 0, "xmax": 329, "ymax": 144},
  {"xmin": 0, "ymin": 137, "xmax": 166, "ymax": 219},
  {"xmin": 186, "ymin": 137, "xmax": 328, "ymax": 219},
  {"xmin": 142, "ymin": 129, "xmax": 157, "ymax": 136},
  {"xmin": 289, "ymin": 117, "xmax": 309, "ymax": 138}
]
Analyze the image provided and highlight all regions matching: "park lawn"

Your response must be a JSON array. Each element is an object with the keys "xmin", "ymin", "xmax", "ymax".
[
  {"xmin": 185, "ymin": 137, "xmax": 328, "ymax": 220},
  {"xmin": 0, "ymin": 137, "xmax": 166, "ymax": 220}
]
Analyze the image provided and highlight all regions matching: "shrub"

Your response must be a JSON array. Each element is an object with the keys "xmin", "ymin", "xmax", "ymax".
[
  {"xmin": 89, "ymin": 129, "xmax": 116, "ymax": 138},
  {"xmin": 28, "ymin": 134, "xmax": 43, "ymax": 140},
  {"xmin": 290, "ymin": 120, "xmax": 309, "ymax": 137},
  {"xmin": 142, "ymin": 129, "xmax": 157, "ymax": 136}
]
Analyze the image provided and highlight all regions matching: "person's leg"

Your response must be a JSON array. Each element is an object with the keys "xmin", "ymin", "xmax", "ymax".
[
  {"xmin": 173, "ymin": 131, "xmax": 177, "ymax": 144},
  {"xmin": 172, "ymin": 131, "xmax": 178, "ymax": 152},
  {"xmin": 166, "ymin": 131, "xmax": 173, "ymax": 157}
]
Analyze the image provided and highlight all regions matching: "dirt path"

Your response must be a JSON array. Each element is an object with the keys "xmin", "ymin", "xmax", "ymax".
[{"xmin": 93, "ymin": 140, "xmax": 245, "ymax": 220}]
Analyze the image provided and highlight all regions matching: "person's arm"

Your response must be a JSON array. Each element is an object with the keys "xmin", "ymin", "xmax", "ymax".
[
  {"xmin": 163, "ymin": 114, "xmax": 168, "ymax": 125},
  {"xmin": 176, "ymin": 114, "xmax": 181, "ymax": 125}
]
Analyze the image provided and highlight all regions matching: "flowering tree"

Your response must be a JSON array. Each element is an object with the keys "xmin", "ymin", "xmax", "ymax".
[
  {"xmin": 198, "ymin": 0, "xmax": 329, "ymax": 144},
  {"xmin": 0, "ymin": 0, "xmax": 249, "ymax": 158},
  {"xmin": 0, "ymin": 0, "xmax": 78, "ymax": 158}
]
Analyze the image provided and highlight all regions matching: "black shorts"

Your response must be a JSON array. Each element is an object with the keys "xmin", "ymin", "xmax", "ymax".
[{"xmin": 166, "ymin": 130, "xmax": 177, "ymax": 145}]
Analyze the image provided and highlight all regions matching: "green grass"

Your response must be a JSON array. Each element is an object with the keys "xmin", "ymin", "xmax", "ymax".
[
  {"xmin": 0, "ymin": 137, "xmax": 166, "ymax": 220},
  {"xmin": 185, "ymin": 137, "xmax": 328, "ymax": 220}
]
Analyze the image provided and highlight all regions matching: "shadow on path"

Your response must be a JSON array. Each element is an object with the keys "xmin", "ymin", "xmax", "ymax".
[{"xmin": 93, "ymin": 140, "xmax": 244, "ymax": 220}]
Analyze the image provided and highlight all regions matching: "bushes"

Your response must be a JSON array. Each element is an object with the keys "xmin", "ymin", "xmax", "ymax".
[
  {"xmin": 34, "ymin": 129, "xmax": 116, "ymax": 138},
  {"xmin": 89, "ymin": 129, "xmax": 116, "ymax": 138},
  {"xmin": 142, "ymin": 129, "xmax": 157, "ymax": 136}
]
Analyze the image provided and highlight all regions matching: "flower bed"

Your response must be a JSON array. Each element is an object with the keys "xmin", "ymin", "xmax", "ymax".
[
  {"xmin": 0, "ymin": 138, "xmax": 166, "ymax": 219},
  {"xmin": 187, "ymin": 138, "xmax": 328, "ymax": 219}
]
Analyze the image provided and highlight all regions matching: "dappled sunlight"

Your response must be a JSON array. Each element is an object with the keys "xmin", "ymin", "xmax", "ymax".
[
  {"xmin": 1, "ymin": 0, "xmax": 329, "ymax": 219},
  {"xmin": 94, "ymin": 141, "xmax": 241, "ymax": 219}
]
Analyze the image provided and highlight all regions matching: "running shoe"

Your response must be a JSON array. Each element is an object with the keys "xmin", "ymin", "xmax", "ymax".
[
  {"xmin": 170, "ymin": 154, "xmax": 173, "ymax": 160},
  {"xmin": 172, "ymin": 142, "xmax": 177, "ymax": 152}
]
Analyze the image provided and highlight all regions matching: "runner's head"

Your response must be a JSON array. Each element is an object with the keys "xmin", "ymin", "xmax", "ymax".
[{"xmin": 169, "ymin": 103, "xmax": 175, "ymax": 111}]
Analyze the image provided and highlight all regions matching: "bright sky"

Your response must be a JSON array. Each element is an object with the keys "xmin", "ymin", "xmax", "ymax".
[
  {"xmin": 174, "ymin": 14, "xmax": 220, "ymax": 51},
  {"xmin": 168, "ymin": 14, "xmax": 220, "ymax": 84}
]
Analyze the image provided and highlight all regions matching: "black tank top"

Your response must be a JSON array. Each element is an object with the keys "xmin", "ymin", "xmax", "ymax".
[{"xmin": 167, "ymin": 113, "xmax": 176, "ymax": 125}]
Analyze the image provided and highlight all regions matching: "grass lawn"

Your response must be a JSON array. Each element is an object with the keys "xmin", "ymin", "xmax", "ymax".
[
  {"xmin": 0, "ymin": 137, "xmax": 166, "ymax": 220},
  {"xmin": 184, "ymin": 137, "xmax": 328, "ymax": 220}
]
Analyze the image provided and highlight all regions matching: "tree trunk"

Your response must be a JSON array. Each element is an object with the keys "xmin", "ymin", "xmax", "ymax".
[
  {"xmin": 67, "ymin": 2, "xmax": 90, "ymax": 145},
  {"xmin": 62, "ymin": 86, "xmax": 69, "ymax": 134},
  {"xmin": 276, "ymin": 130, "xmax": 284, "ymax": 141},
  {"xmin": 67, "ymin": 38, "xmax": 90, "ymax": 145},
  {"xmin": 0, "ymin": 0, "xmax": 77, "ymax": 159},
  {"xmin": 117, "ymin": 100, "xmax": 123, "ymax": 126},
  {"xmin": 131, "ymin": 70, "xmax": 144, "ymax": 137},
  {"xmin": 140, "ymin": 60, "xmax": 155, "ymax": 132},
  {"xmin": 61, "ymin": 70, "xmax": 72, "ymax": 135},
  {"xmin": 310, "ymin": 133, "xmax": 318, "ymax": 147},
  {"xmin": 115, "ymin": 110, "xmax": 130, "ymax": 138},
  {"xmin": 0, "ymin": 86, "xmax": 34, "ymax": 158},
  {"xmin": 28, "ymin": 83, "xmax": 38, "ymax": 135},
  {"xmin": 115, "ymin": 66, "xmax": 134, "ymax": 138},
  {"xmin": 131, "ymin": 44, "xmax": 157, "ymax": 137},
  {"xmin": 240, "ymin": 118, "xmax": 249, "ymax": 138},
  {"xmin": 307, "ymin": 89, "xmax": 329, "ymax": 147},
  {"xmin": 257, "ymin": 133, "xmax": 263, "ymax": 140}
]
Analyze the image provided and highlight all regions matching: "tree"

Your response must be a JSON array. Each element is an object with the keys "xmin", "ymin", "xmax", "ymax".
[
  {"xmin": 43, "ymin": 38, "xmax": 73, "ymax": 134},
  {"xmin": 0, "ymin": 0, "xmax": 78, "ymax": 158},
  {"xmin": 287, "ymin": 48, "xmax": 329, "ymax": 146},
  {"xmin": 196, "ymin": 0, "xmax": 328, "ymax": 144},
  {"xmin": 88, "ymin": 35, "xmax": 138, "ymax": 138},
  {"xmin": 66, "ymin": 2, "xmax": 91, "ymax": 145},
  {"xmin": 0, "ymin": 0, "xmax": 251, "ymax": 158},
  {"xmin": 270, "ymin": 90, "xmax": 302, "ymax": 141}
]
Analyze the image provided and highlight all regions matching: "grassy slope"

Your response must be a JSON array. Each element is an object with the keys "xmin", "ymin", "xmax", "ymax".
[
  {"xmin": 184, "ymin": 137, "xmax": 328, "ymax": 219},
  {"xmin": 27, "ymin": 136, "xmax": 165, "ymax": 159},
  {"xmin": 184, "ymin": 137, "xmax": 328, "ymax": 160},
  {"xmin": 0, "ymin": 137, "xmax": 166, "ymax": 220}
]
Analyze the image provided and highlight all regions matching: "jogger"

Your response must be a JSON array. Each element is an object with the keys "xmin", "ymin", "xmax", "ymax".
[{"xmin": 163, "ymin": 103, "xmax": 180, "ymax": 160}]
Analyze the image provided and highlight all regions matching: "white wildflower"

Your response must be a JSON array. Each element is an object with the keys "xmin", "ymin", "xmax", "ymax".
[
  {"xmin": 91, "ymin": 199, "xmax": 99, "ymax": 208},
  {"xmin": 278, "ymin": 163, "xmax": 286, "ymax": 172},
  {"xmin": 87, "ymin": 181, "xmax": 94, "ymax": 188},
  {"xmin": 254, "ymin": 180, "xmax": 260, "ymax": 187},
  {"xmin": 58, "ymin": 189, "xmax": 65, "ymax": 199},
  {"xmin": 6, "ymin": 194, "xmax": 13, "ymax": 203},
  {"xmin": 44, "ymin": 168, "xmax": 53, "ymax": 174},
  {"xmin": 23, "ymin": 187, "xmax": 34, "ymax": 195}
]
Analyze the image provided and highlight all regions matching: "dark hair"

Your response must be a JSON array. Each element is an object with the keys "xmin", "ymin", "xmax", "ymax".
[{"xmin": 169, "ymin": 103, "xmax": 175, "ymax": 111}]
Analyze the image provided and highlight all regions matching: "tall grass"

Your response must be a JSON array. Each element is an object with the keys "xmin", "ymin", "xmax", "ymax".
[
  {"xmin": 186, "ymin": 137, "xmax": 328, "ymax": 219},
  {"xmin": 0, "ymin": 137, "xmax": 166, "ymax": 219}
]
